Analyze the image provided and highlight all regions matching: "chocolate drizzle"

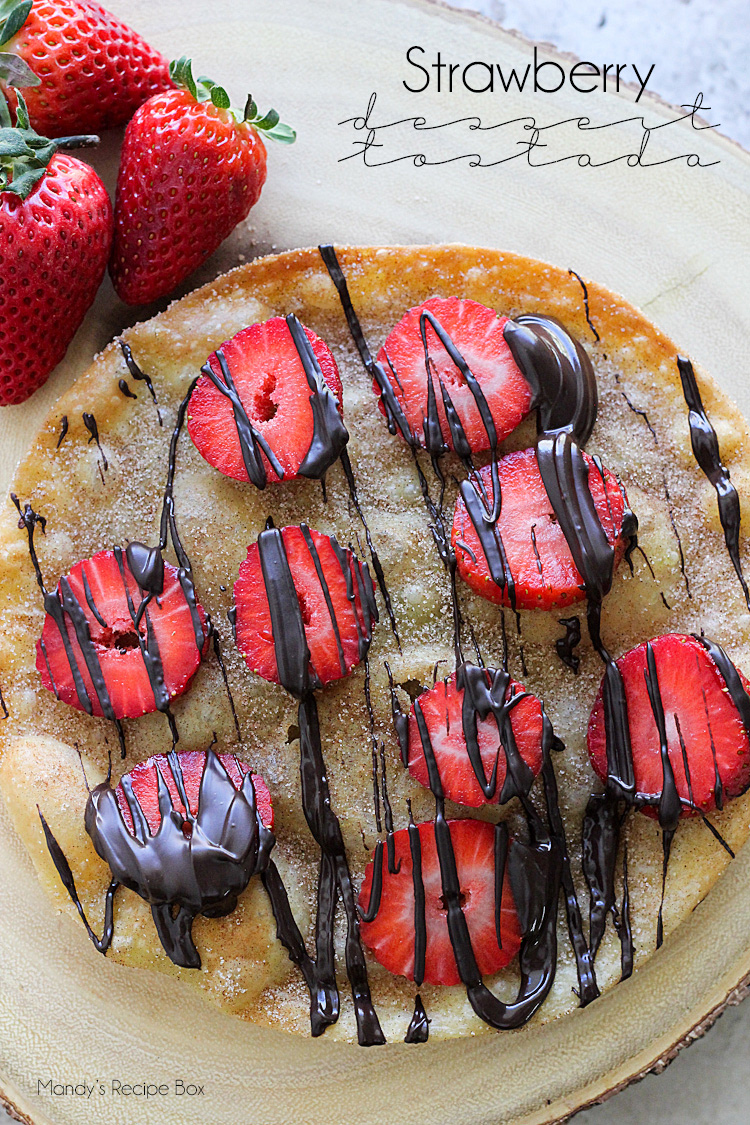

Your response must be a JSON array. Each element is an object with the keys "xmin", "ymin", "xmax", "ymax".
[
  {"xmin": 405, "ymin": 993, "xmax": 430, "ymax": 1042},
  {"xmin": 504, "ymin": 316, "xmax": 597, "ymax": 447},
  {"xmin": 82, "ymin": 750, "xmax": 274, "ymax": 967},
  {"xmin": 677, "ymin": 355, "xmax": 750, "ymax": 611},
  {"xmin": 13, "ymin": 490, "xmax": 189, "ymax": 751},
  {"xmin": 339, "ymin": 448, "xmax": 400, "ymax": 649},
  {"xmin": 55, "ymin": 416, "xmax": 69, "ymax": 449},
  {"xmin": 662, "ymin": 469, "xmax": 692, "ymax": 599},
  {"xmin": 14, "ymin": 378, "xmax": 210, "ymax": 758},
  {"xmin": 28, "ymin": 246, "xmax": 750, "ymax": 1047},
  {"xmin": 286, "ymin": 313, "xmax": 350, "ymax": 479},
  {"xmin": 12, "ymin": 495, "xmax": 117, "ymax": 725},
  {"xmin": 567, "ymin": 269, "xmax": 601, "ymax": 343},
  {"xmin": 199, "ymin": 315, "xmax": 349, "ymax": 489},
  {"xmin": 556, "ymin": 616, "xmax": 581, "ymax": 673},
  {"xmin": 296, "ymin": 693, "xmax": 385, "ymax": 1044},
  {"xmin": 82, "ymin": 413, "xmax": 108, "ymax": 473},
  {"xmin": 118, "ymin": 379, "xmax": 138, "ymax": 400},
  {"xmin": 321, "ymin": 244, "xmax": 601, "ymax": 1025},
  {"xmin": 39, "ymin": 807, "xmax": 118, "ymax": 953},
  {"xmin": 118, "ymin": 339, "xmax": 163, "ymax": 425},
  {"xmin": 201, "ymin": 348, "xmax": 286, "ymax": 489},
  {"xmin": 243, "ymin": 513, "xmax": 384, "ymax": 1042}
]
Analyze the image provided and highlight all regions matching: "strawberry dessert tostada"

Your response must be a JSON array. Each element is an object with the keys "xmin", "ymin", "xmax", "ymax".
[{"xmin": 1, "ymin": 244, "xmax": 750, "ymax": 1044}]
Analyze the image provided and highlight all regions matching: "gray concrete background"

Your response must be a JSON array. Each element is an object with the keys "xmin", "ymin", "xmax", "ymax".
[{"xmin": 4, "ymin": 2, "xmax": 748, "ymax": 1122}]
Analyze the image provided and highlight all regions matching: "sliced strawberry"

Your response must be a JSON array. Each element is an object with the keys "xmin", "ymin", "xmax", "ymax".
[
  {"xmin": 188, "ymin": 317, "xmax": 345, "ymax": 485},
  {"xmin": 115, "ymin": 750, "xmax": 273, "ymax": 836},
  {"xmin": 234, "ymin": 525, "xmax": 376, "ymax": 691},
  {"xmin": 375, "ymin": 297, "xmax": 532, "ymax": 453},
  {"xmin": 408, "ymin": 671, "xmax": 544, "ymax": 807},
  {"xmin": 36, "ymin": 549, "xmax": 209, "ymax": 719},
  {"xmin": 359, "ymin": 818, "xmax": 521, "ymax": 987},
  {"xmin": 587, "ymin": 634, "xmax": 750, "ymax": 816},
  {"xmin": 452, "ymin": 447, "xmax": 628, "ymax": 611}
]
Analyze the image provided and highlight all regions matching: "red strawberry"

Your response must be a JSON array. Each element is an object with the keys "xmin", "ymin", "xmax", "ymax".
[
  {"xmin": 0, "ymin": 96, "xmax": 112, "ymax": 405},
  {"xmin": 452, "ymin": 447, "xmax": 628, "ymax": 611},
  {"xmin": 188, "ymin": 317, "xmax": 344, "ymax": 484},
  {"xmin": 110, "ymin": 57, "xmax": 294, "ymax": 306},
  {"xmin": 233, "ymin": 525, "xmax": 376, "ymax": 691},
  {"xmin": 115, "ymin": 750, "xmax": 273, "ymax": 836},
  {"xmin": 408, "ymin": 671, "xmax": 544, "ymax": 807},
  {"xmin": 375, "ymin": 297, "xmax": 532, "ymax": 453},
  {"xmin": 587, "ymin": 633, "xmax": 750, "ymax": 817},
  {"xmin": 359, "ymin": 818, "xmax": 522, "ymax": 986},
  {"xmin": 37, "ymin": 548, "xmax": 209, "ymax": 719},
  {"xmin": 0, "ymin": 1, "xmax": 172, "ymax": 137}
]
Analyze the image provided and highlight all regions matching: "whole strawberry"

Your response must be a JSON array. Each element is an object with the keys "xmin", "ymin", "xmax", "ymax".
[
  {"xmin": 0, "ymin": 0, "xmax": 172, "ymax": 137},
  {"xmin": 0, "ymin": 94, "xmax": 112, "ymax": 405},
  {"xmin": 110, "ymin": 57, "xmax": 295, "ymax": 306}
]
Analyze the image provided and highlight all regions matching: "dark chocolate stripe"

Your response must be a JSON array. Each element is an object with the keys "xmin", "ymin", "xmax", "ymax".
[
  {"xmin": 297, "ymin": 693, "xmax": 385, "ymax": 1045},
  {"xmin": 158, "ymin": 377, "xmax": 208, "ymax": 655},
  {"xmin": 39, "ymin": 808, "xmax": 118, "ymax": 954},
  {"xmin": 82, "ymin": 413, "xmax": 108, "ymax": 471},
  {"xmin": 567, "ymin": 269, "xmax": 601, "ymax": 343},
  {"xmin": 408, "ymin": 812, "xmax": 426, "ymax": 986},
  {"xmin": 677, "ymin": 355, "xmax": 750, "ymax": 610},
  {"xmin": 257, "ymin": 525, "xmax": 316, "ymax": 698},
  {"xmin": 118, "ymin": 339, "xmax": 163, "ymax": 425},
  {"xmin": 200, "ymin": 349, "xmax": 285, "ymax": 489},
  {"xmin": 358, "ymin": 839, "xmax": 384, "ymax": 923},
  {"xmin": 404, "ymin": 994, "xmax": 430, "ymax": 1043},
  {"xmin": 318, "ymin": 243, "xmax": 415, "ymax": 445},
  {"xmin": 84, "ymin": 750, "xmax": 271, "ymax": 969},
  {"xmin": 339, "ymin": 447, "xmax": 401, "ymax": 649},
  {"xmin": 300, "ymin": 524, "xmax": 347, "ymax": 676},
  {"xmin": 504, "ymin": 315, "xmax": 597, "ymax": 446},
  {"xmin": 118, "ymin": 379, "xmax": 137, "ymax": 400},
  {"xmin": 285, "ymin": 313, "xmax": 350, "ymax": 478}
]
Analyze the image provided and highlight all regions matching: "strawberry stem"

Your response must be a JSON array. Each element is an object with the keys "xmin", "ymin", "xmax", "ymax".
[
  {"xmin": 0, "ymin": 91, "xmax": 100, "ymax": 198},
  {"xmin": 169, "ymin": 57, "xmax": 296, "ymax": 144},
  {"xmin": 54, "ymin": 135, "xmax": 101, "ymax": 150}
]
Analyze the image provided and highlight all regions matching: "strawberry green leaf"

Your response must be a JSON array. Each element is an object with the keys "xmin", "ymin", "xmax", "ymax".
[
  {"xmin": 13, "ymin": 84, "xmax": 28, "ymax": 126},
  {"xmin": 0, "ymin": 126, "xmax": 34, "ymax": 157},
  {"xmin": 244, "ymin": 99, "xmax": 296, "ymax": 143},
  {"xmin": 169, "ymin": 56, "xmax": 197, "ymax": 101},
  {"xmin": 167, "ymin": 59, "xmax": 295, "ymax": 143},
  {"xmin": 210, "ymin": 85, "xmax": 230, "ymax": 110},
  {"xmin": 0, "ymin": 50, "xmax": 40, "ymax": 87},
  {"xmin": 263, "ymin": 122, "xmax": 296, "ymax": 144},
  {"xmin": 253, "ymin": 108, "xmax": 279, "ymax": 132},
  {"xmin": 0, "ymin": 92, "xmax": 98, "ymax": 199},
  {"xmin": 1, "ymin": 161, "xmax": 43, "ymax": 195},
  {"xmin": 0, "ymin": 0, "xmax": 31, "ymax": 47}
]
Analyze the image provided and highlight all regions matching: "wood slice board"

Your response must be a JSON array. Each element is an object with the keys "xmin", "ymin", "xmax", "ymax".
[{"xmin": 1, "ymin": 2, "xmax": 749, "ymax": 1122}]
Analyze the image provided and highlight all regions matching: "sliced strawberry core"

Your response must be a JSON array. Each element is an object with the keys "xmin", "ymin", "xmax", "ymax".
[
  {"xmin": 375, "ymin": 297, "xmax": 532, "ymax": 453},
  {"xmin": 359, "ymin": 818, "xmax": 522, "ymax": 987},
  {"xmin": 233, "ymin": 525, "xmax": 375, "ymax": 689},
  {"xmin": 115, "ymin": 750, "xmax": 273, "ymax": 836},
  {"xmin": 587, "ymin": 633, "xmax": 750, "ymax": 816},
  {"xmin": 187, "ymin": 317, "xmax": 344, "ymax": 483},
  {"xmin": 452, "ymin": 447, "xmax": 627, "ymax": 611},
  {"xmin": 36, "ymin": 549, "xmax": 208, "ymax": 719},
  {"xmin": 408, "ymin": 672, "xmax": 544, "ymax": 807}
]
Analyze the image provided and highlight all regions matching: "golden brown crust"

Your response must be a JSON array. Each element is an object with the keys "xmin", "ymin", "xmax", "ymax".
[{"xmin": 1, "ymin": 243, "xmax": 749, "ymax": 1043}]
